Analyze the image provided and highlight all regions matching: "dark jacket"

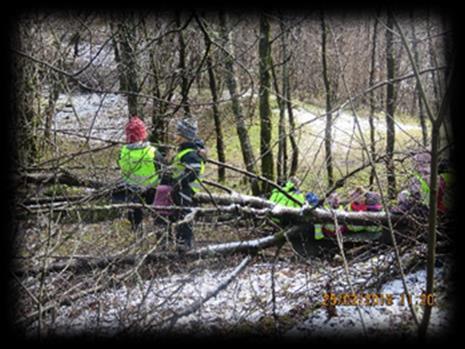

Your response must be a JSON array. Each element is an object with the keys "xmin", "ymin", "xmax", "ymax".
[{"xmin": 173, "ymin": 141, "xmax": 204, "ymax": 190}]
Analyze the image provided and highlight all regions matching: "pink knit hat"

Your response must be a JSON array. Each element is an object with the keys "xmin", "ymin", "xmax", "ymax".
[{"xmin": 125, "ymin": 116, "xmax": 147, "ymax": 143}]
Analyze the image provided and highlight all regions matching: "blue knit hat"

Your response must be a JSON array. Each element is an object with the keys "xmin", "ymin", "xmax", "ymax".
[
  {"xmin": 176, "ymin": 118, "xmax": 198, "ymax": 141},
  {"xmin": 305, "ymin": 192, "xmax": 319, "ymax": 206}
]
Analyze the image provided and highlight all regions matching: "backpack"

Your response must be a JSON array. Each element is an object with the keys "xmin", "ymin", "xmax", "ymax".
[{"xmin": 153, "ymin": 184, "xmax": 174, "ymax": 216}]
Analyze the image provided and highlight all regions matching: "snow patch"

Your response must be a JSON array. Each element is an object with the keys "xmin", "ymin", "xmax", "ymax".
[
  {"xmin": 294, "ymin": 107, "xmax": 420, "ymax": 142},
  {"xmin": 53, "ymin": 93, "xmax": 130, "ymax": 142}
]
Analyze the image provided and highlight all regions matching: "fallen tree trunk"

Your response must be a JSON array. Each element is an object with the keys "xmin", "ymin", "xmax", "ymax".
[
  {"xmin": 18, "ymin": 170, "xmax": 108, "ymax": 189},
  {"xmin": 13, "ymin": 225, "xmax": 301, "ymax": 277},
  {"xmin": 22, "ymin": 191, "xmax": 411, "ymax": 227}
]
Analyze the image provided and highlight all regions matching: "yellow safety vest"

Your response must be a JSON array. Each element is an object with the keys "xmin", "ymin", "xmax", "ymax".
[
  {"xmin": 172, "ymin": 148, "xmax": 205, "ymax": 193},
  {"xmin": 118, "ymin": 144, "xmax": 159, "ymax": 188}
]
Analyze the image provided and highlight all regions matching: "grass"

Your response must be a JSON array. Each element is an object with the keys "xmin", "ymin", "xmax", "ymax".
[{"xmin": 202, "ymin": 96, "xmax": 427, "ymax": 199}]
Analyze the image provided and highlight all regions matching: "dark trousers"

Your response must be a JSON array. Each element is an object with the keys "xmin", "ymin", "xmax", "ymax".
[
  {"xmin": 171, "ymin": 185, "xmax": 195, "ymax": 248},
  {"xmin": 112, "ymin": 187, "xmax": 155, "ymax": 231}
]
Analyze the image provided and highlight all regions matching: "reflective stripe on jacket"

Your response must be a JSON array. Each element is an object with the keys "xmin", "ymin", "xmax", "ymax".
[
  {"xmin": 118, "ymin": 144, "xmax": 159, "ymax": 188},
  {"xmin": 345, "ymin": 203, "xmax": 367, "ymax": 233},
  {"xmin": 172, "ymin": 147, "xmax": 205, "ymax": 193},
  {"xmin": 414, "ymin": 172, "xmax": 430, "ymax": 206}
]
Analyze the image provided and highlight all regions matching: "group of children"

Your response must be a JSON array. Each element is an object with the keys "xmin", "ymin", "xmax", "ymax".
[
  {"xmin": 269, "ymin": 156, "xmax": 455, "ymax": 241},
  {"xmin": 268, "ymin": 177, "xmax": 386, "ymax": 239},
  {"xmin": 114, "ymin": 115, "xmax": 206, "ymax": 251},
  {"xmin": 116, "ymin": 115, "xmax": 454, "ymax": 250}
]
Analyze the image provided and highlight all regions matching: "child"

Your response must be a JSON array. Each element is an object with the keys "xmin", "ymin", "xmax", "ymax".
[
  {"xmin": 115, "ymin": 116, "xmax": 164, "ymax": 232},
  {"xmin": 346, "ymin": 186, "xmax": 368, "ymax": 234},
  {"xmin": 322, "ymin": 192, "xmax": 347, "ymax": 238},
  {"xmin": 364, "ymin": 191, "xmax": 383, "ymax": 234}
]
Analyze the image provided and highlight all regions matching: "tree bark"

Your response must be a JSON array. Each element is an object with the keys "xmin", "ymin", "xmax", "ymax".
[
  {"xmin": 410, "ymin": 12, "xmax": 428, "ymax": 147},
  {"xmin": 321, "ymin": 12, "xmax": 334, "ymax": 188},
  {"xmin": 280, "ymin": 19, "xmax": 298, "ymax": 177},
  {"xmin": 115, "ymin": 15, "xmax": 140, "ymax": 117},
  {"xmin": 270, "ymin": 54, "xmax": 287, "ymax": 183},
  {"xmin": 204, "ymin": 33, "xmax": 226, "ymax": 183},
  {"xmin": 176, "ymin": 12, "xmax": 191, "ymax": 116},
  {"xmin": 219, "ymin": 12, "xmax": 260, "ymax": 196},
  {"xmin": 110, "ymin": 21, "xmax": 127, "ymax": 93},
  {"xmin": 207, "ymin": 56, "xmax": 226, "ymax": 183},
  {"xmin": 259, "ymin": 14, "xmax": 274, "ymax": 195},
  {"xmin": 23, "ymin": 190, "xmax": 410, "ymax": 228},
  {"xmin": 385, "ymin": 12, "xmax": 397, "ymax": 200},
  {"xmin": 13, "ymin": 22, "xmax": 39, "ymax": 169},
  {"xmin": 419, "ymin": 123, "xmax": 441, "ymax": 337},
  {"xmin": 368, "ymin": 16, "xmax": 379, "ymax": 189}
]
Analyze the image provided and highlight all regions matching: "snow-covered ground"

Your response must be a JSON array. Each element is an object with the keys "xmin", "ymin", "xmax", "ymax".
[
  {"xmin": 53, "ymin": 93, "xmax": 129, "ymax": 143},
  {"xmin": 30, "ymin": 261, "xmax": 314, "ymax": 336},
  {"xmin": 27, "ymin": 253, "xmax": 452, "ymax": 338},
  {"xmin": 294, "ymin": 107, "xmax": 421, "ymax": 144},
  {"xmin": 287, "ymin": 267, "xmax": 452, "ymax": 338},
  {"xmin": 51, "ymin": 93, "xmax": 422, "ymax": 148}
]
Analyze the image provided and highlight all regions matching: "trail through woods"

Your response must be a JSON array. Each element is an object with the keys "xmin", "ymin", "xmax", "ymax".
[{"xmin": 52, "ymin": 92, "xmax": 422, "ymax": 146}]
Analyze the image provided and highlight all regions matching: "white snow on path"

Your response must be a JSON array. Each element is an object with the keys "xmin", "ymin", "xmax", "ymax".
[
  {"xmin": 53, "ymin": 93, "xmax": 130, "ymax": 143},
  {"xmin": 50, "ymin": 92, "xmax": 421, "ymax": 151},
  {"xmin": 293, "ymin": 107, "xmax": 421, "ymax": 143}
]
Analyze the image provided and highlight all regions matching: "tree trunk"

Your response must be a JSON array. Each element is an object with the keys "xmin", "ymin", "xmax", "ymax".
[
  {"xmin": 115, "ymin": 16, "xmax": 140, "ymax": 117},
  {"xmin": 142, "ymin": 19, "xmax": 168, "ymax": 146},
  {"xmin": 410, "ymin": 12, "xmax": 428, "ymax": 147},
  {"xmin": 13, "ymin": 23, "xmax": 39, "ymax": 169},
  {"xmin": 385, "ymin": 12, "xmax": 397, "ymax": 200},
  {"xmin": 368, "ymin": 15, "xmax": 379, "ymax": 189},
  {"xmin": 270, "ymin": 55, "xmax": 287, "ymax": 183},
  {"xmin": 219, "ymin": 12, "xmax": 260, "ymax": 196},
  {"xmin": 280, "ymin": 18, "xmax": 298, "ymax": 177},
  {"xmin": 110, "ymin": 21, "xmax": 127, "ymax": 93},
  {"xmin": 418, "ymin": 122, "xmax": 441, "ymax": 337},
  {"xmin": 205, "ymin": 43, "xmax": 226, "ymax": 183},
  {"xmin": 321, "ymin": 12, "xmax": 334, "ymax": 189},
  {"xmin": 43, "ymin": 70, "xmax": 61, "ymax": 142},
  {"xmin": 259, "ymin": 14, "xmax": 274, "ymax": 195},
  {"xmin": 149, "ymin": 50, "xmax": 167, "ymax": 145},
  {"xmin": 176, "ymin": 12, "xmax": 191, "ymax": 116}
]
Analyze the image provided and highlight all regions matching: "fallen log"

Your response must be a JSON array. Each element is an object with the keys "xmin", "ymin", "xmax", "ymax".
[
  {"xmin": 21, "ymin": 191, "xmax": 411, "ymax": 227},
  {"xmin": 18, "ymin": 170, "xmax": 108, "ymax": 189},
  {"xmin": 13, "ymin": 225, "xmax": 302, "ymax": 277}
]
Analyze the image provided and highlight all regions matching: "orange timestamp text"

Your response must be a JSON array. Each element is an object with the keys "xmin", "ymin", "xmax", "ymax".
[{"xmin": 322, "ymin": 292, "xmax": 436, "ymax": 307}]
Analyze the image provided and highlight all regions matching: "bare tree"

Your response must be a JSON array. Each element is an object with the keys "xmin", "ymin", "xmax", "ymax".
[
  {"xmin": 176, "ymin": 12, "xmax": 191, "ymax": 116},
  {"xmin": 219, "ymin": 12, "xmax": 260, "ymax": 195},
  {"xmin": 11, "ymin": 12, "xmax": 453, "ymax": 338},
  {"xmin": 200, "ymin": 15, "xmax": 226, "ymax": 183},
  {"xmin": 13, "ymin": 17, "xmax": 40, "ymax": 169},
  {"xmin": 113, "ymin": 14, "xmax": 140, "ymax": 117},
  {"xmin": 410, "ymin": 11, "xmax": 428, "ymax": 147},
  {"xmin": 259, "ymin": 13, "xmax": 274, "ymax": 194},
  {"xmin": 392, "ymin": 13, "xmax": 453, "ymax": 338},
  {"xmin": 385, "ymin": 12, "xmax": 397, "ymax": 200},
  {"xmin": 321, "ymin": 11, "xmax": 334, "ymax": 188},
  {"xmin": 280, "ymin": 17, "xmax": 299, "ymax": 177},
  {"xmin": 368, "ymin": 15, "xmax": 379, "ymax": 189}
]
